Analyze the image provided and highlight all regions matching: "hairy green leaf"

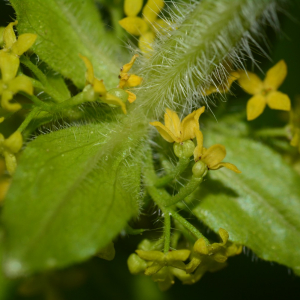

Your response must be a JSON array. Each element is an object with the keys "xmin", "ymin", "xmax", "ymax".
[
  {"xmin": 10, "ymin": 0, "xmax": 121, "ymax": 88},
  {"xmin": 192, "ymin": 133, "xmax": 300, "ymax": 275},
  {"xmin": 2, "ymin": 120, "xmax": 146, "ymax": 277}
]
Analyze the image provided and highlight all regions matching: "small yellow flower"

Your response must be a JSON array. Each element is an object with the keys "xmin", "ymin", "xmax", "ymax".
[
  {"xmin": 119, "ymin": 0, "xmax": 165, "ymax": 54},
  {"xmin": 1, "ymin": 21, "xmax": 37, "ymax": 83},
  {"xmin": 238, "ymin": 60, "xmax": 291, "ymax": 121},
  {"xmin": 135, "ymin": 249, "xmax": 190, "ymax": 275},
  {"xmin": 204, "ymin": 71, "xmax": 240, "ymax": 96},
  {"xmin": 1, "ymin": 21, "xmax": 37, "ymax": 57},
  {"xmin": 193, "ymin": 130, "xmax": 241, "ymax": 173},
  {"xmin": 80, "ymin": 54, "xmax": 127, "ymax": 114},
  {"xmin": 0, "ymin": 51, "xmax": 33, "ymax": 112},
  {"xmin": 0, "ymin": 131, "xmax": 23, "ymax": 174},
  {"xmin": 118, "ymin": 54, "xmax": 143, "ymax": 103},
  {"xmin": 187, "ymin": 228, "xmax": 242, "ymax": 273},
  {"xmin": 150, "ymin": 107, "xmax": 205, "ymax": 143}
]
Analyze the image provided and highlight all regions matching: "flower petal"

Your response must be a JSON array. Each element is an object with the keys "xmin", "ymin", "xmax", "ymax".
[
  {"xmin": 246, "ymin": 94, "xmax": 266, "ymax": 121},
  {"xmin": 1, "ymin": 90, "xmax": 22, "ymax": 112},
  {"xmin": 93, "ymin": 78, "xmax": 107, "ymax": 96},
  {"xmin": 145, "ymin": 262, "xmax": 164, "ymax": 275},
  {"xmin": 202, "ymin": 144, "xmax": 226, "ymax": 169},
  {"xmin": 264, "ymin": 60, "xmax": 287, "ymax": 91},
  {"xmin": 181, "ymin": 106, "xmax": 205, "ymax": 141},
  {"xmin": 136, "ymin": 250, "xmax": 165, "ymax": 261},
  {"xmin": 193, "ymin": 129, "xmax": 204, "ymax": 162},
  {"xmin": 266, "ymin": 91, "xmax": 291, "ymax": 111},
  {"xmin": 8, "ymin": 75, "xmax": 33, "ymax": 95},
  {"xmin": 211, "ymin": 162, "xmax": 241, "ymax": 173},
  {"xmin": 119, "ymin": 17, "xmax": 149, "ymax": 36},
  {"xmin": 124, "ymin": 0, "xmax": 143, "ymax": 17},
  {"xmin": 238, "ymin": 70, "xmax": 263, "ymax": 95},
  {"xmin": 121, "ymin": 54, "xmax": 139, "ymax": 73},
  {"xmin": 149, "ymin": 121, "xmax": 179, "ymax": 143},
  {"xmin": 11, "ymin": 33, "xmax": 37, "ymax": 56},
  {"xmin": 0, "ymin": 51, "xmax": 19, "ymax": 82},
  {"xmin": 3, "ymin": 131, "xmax": 23, "ymax": 153},
  {"xmin": 103, "ymin": 93, "xmax": 127, "ymax": 114},
  {"xmin": 164, "ymin": 109, "xmax": 181, "ymax": 140},
  {"xmin": 126, "ymin": 74, "xmax": 143, "ymax": 87},
  {"xmin": 143, "ymin": 0, "xmax": 164, "ymax": 23},
  {"xmin": 166, "ymin": 249, "xmax": 190, "ymax": 262},
  {"xmin": 79, "ymin": 54, "xmax": 94, "ymax": 85},
  {"xmin": 138, "ymin": 32, "xmax": 155, "ymax": 54},
  {"xmin": 3, "ymin": 21, "xmax": 17, "ymax": 49},
  {"xmin": 125, "ymin": 90, "xmax": 136, "ymax": 103}
]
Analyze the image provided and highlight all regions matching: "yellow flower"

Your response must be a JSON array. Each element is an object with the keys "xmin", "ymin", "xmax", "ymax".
[
  {"xmin": 238, "ymin": 60, "xmax": 291, "ymax": 121},
  {"xmin": 193, "ymin": 130, "xmax": 241, "ymax": 173},
  {"xmin": 1, "ymin": 21, "xmax": 37, "ymax": 82},
  {"xmin": 0, "ymin": 51, "xmax": 33, "ymax": 112},
  {"xmin": 135, "ymin": 249, "xmax": 190, "ymax": 275},
  {"xmin": 204, "ymin": 71, "xmax": 240, "ymax": 96},
  {"xmin": 150, "ymin": 107, "xmax": 205, "ymax": 143},
  {"xmin": 119, "ymin": 0, "xmax": 165, "ymax": 54},
  {"xmin": 1, "ymin": 21, "xmax": 37, "ymax": 57},
  {"xmin": 0, "ymin": 131, "xmax": 23, "ymax": 174},
  {"xmin": 118, "ymin": 54, "xmax": 143, "ymax": 103},
  {"xmin": 80, "ymin": 54, "xmax": 127, "ymax": 114},
  {"xmin": 187, "ymin": 228, "xmax": 242, "ymax": 273}
]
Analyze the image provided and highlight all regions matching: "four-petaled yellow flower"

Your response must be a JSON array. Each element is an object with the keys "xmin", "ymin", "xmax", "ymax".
[
  {"xmin": 119, "ymin": 0, "xmax": 166, "ymax": 54},
  {"xmin": 0, "ymin": 131, "xmax": 23, "ymax": 174},
  {"xmin": 135, "ymin": 249, "xmax": 190, "ymax": 275},
  {"xmin": 150, "ymin": 107, "xmax": 205, "ymax": 143},
  {"xmin": 193, "ymin": 129, "xmax": 241, "ymax": 173},
  {"xmin": 0, "ymin": 21, "xmax": 36, "ymax": 88},
  {"xmin": 0, "ymin": 51, "xmax": 33, "ymax": 112},
  {"xmin": 80, "ymin": 54, "xmax": 127, "ymax": 114},
  {"xmin": 238, "ymin": 60, "xmax": 291, "ymax": 121},
  {"xmin": 118, "ymin": 54, "xmax": 143, "ymax": 103},
  {"xmin": 187, "ymin": 228, "xmax": 242, "ymax": 273}
]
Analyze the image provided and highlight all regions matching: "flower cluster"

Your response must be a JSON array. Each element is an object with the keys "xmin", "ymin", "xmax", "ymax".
[
  {"xmin": 119, "ymin": 0, "xmax": 167, "ymax": 54},
  {"xmin": 80, "ymin": 54, "xmax": 142, "ymax": 114},
  {"xmin": 0, "ymin": 21, "xmax": 36, "ymax": 112},
  {"xmin": 150, "ymin": 107, "xmax": 241, "ymax": 174},
  {"xmin": 128, "ymin": 229, "xmax": 241, "ymax": 291}
]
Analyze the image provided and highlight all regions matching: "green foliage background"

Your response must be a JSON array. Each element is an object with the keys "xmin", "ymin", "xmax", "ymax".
[{"xmin": 1, "ymin": 0, "xmax": 300, "ymax": 299}]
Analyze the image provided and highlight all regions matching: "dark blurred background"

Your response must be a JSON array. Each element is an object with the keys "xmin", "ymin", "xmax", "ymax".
[{"xmin": 1, "ymin": 0, "xmax": 300, "ymax": 299}]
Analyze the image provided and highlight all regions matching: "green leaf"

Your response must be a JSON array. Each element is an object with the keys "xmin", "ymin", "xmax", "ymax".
[
  {"xmin": 193, "ymin": 133, "xmax": 300, "ymax": 275},
  {"xmin": 2, "ymin": 121, "xmax": 145, "ymax": 277},
  {"xmin": 10, "ymin": 0, "xmax": 122, "ymax": 88}
]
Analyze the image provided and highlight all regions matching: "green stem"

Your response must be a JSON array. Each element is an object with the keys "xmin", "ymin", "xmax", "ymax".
[
  {"xmin": 167, "ymin": 208, "xmax": 209, "ymax": 244},
  {"xmin": 163, "ymin": 212, "xmax": 171, "ymax": 254},
  {"xmin": 155, "ymin": 158, "xmax": 190, "ymax": 188},
  {"xmin": 17, "ymin": 107, "xmax": 40, "ymax": 133},
  {"xmin": 165, "ymin": 176, "xmax": 203, "ymax": 207},
  {"xmin": 255, "ymin": 127, "xmax": 288, "ymax": 138},
  {"xmin": 20, "ymin": 92, "xmax": 52, "ymax": 110}
]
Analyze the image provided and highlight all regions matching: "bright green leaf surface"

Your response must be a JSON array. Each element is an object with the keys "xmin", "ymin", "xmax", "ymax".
[
  {"xmin": 2, "ymin": 121, "xmax": 145, "ymax": 277},
  {"xmin": 10, "ymin": 0, "xmax": 121, "ymax": 88},
  {"xmin": 193, "ymin": 133, "xmax": 300, "ymax": 275}
]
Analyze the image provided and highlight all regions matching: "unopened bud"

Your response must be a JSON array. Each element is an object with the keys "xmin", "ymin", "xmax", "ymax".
[{"xmin": 127, "ymin": 253, "xmax": 147, "ymax": 274}]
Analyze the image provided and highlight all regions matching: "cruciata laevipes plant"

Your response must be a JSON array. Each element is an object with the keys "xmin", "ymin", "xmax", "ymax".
[{"xmin": 0, "ymin": 0, "xmax": 299, "ymax": 296}]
